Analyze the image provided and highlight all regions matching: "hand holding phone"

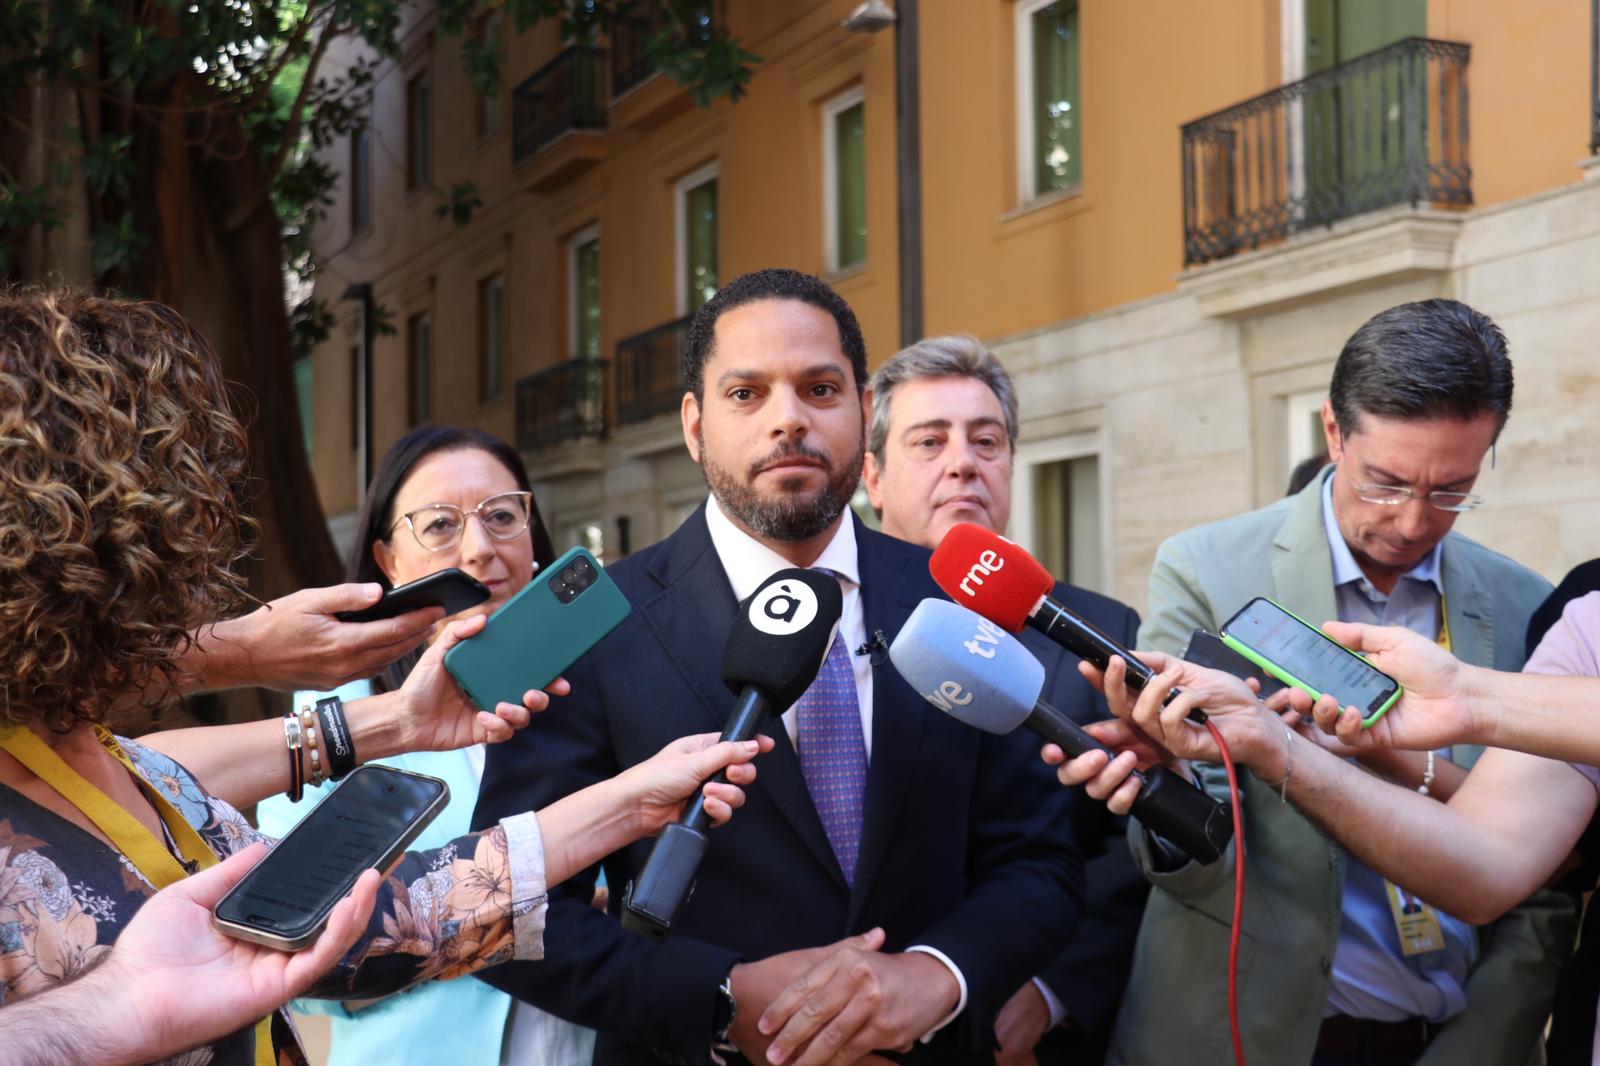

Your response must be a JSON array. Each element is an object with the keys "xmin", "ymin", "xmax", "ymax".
[
  {"xmin": 212, "ymin": 765, "xmax": 448, "ymax": 949},
  {"xmin": 444, "ymin": 547, "xmax": 630, "ymax": 713},
  {"xmin": 1220, "ymin": 597, "xmax": 1402, "ymax": 728}
]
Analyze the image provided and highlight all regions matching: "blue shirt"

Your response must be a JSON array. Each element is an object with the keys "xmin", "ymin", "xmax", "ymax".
[{"xmin": 1319, "ymin": 473, "xmax": 1478, "ymax": 1023}]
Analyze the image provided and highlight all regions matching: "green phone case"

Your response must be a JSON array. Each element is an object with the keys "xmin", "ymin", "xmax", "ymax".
[
  {"xmin": 443, "ymin": 547, "xmax": 632, "ymax": 713},
  {"xmin": 1218, "ymin": 596, "xmax": 1403, "ymax": 728}
]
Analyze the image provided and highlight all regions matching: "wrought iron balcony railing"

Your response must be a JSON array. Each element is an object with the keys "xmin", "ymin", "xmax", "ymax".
[
  {"xmin": 515, "ymin": 358, "xmax": 608, "ymax": 453},
  {"xmin": 1181, "ymin": 37, "xmax": 1471, "ymax": 267},
  {"xmin": 614, "ymin": 316, "xmax": 690, "ymax": 426},
  {"xmin": 512, "ymin": 46, "xmax": 607, "ymax": 165},
  {"xmin": 611, "ymin": 3, "xmax": 715, "ymax": 99}
]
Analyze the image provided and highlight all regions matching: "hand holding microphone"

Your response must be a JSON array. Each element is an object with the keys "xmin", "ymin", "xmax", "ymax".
[
  {"xmin": 929, "ymin": 524, "xmax": 1206, "ymax": 724},
  {"xmin": 889, "ymin": 599, "xmax": 1234, "ymax": 864},
  {"xmin": 621, "ymin": 568, "xmax": 843, "ymax": 939}
]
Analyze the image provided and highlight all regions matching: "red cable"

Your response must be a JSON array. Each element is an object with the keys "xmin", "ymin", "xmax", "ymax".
[{"xmin": 1205, "ymin": 718, "xmax": 1248, "ymax": 1066}]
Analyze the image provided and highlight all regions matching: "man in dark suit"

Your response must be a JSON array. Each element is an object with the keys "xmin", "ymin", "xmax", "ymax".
[
  {"xmin": 861, "ymin": 334, "xmax": 1146, "ymax": 1065},
  {"xmin": 473, "ymin": 269, "xmax": 1082, "ymax": 1066}
]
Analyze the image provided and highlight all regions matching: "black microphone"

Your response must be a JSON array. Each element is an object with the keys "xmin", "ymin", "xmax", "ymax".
[
  {"xmin": 889, "ymin": 599, "xmax": 1233, "ymax": 864},
  {"xmin": 931, "ymin": 524, "xmax": 1206, "ymax": 724},
  {"xmin": 621, "ymin": 568, "xmax": 843, "ymax": 939}
]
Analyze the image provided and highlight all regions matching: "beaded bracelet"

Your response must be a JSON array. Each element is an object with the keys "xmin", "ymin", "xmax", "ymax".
[{"xmin": 298, "ymin": 703, "xmax": 325, "ymax": 786}]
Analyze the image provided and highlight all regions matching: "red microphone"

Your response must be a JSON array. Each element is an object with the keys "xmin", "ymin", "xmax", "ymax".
[{"xmin": 929, "ymin": 524, "xmax": 1205, "ymax": 723}]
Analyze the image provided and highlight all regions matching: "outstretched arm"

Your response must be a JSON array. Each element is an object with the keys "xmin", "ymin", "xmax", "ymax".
[{"xmin": 1053, "ymin": 654, "xmax": 1599, "ymax": 922}]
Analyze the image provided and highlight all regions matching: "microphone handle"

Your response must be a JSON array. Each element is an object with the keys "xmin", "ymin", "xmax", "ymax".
[
  {"xmin": 681, "ymin": 686, "xmax": 770, "ymax": 834},
  {"xmin": 1024, "ymin": 699, "xmax": 1233, "ymax": 864},
  {"xmin": 622, "ymin": 686, "xmax": 771, "ymax": 940},
  {"xmin": 1027, "ymin": 597, "xmax": 1208, "ymax": 724}
]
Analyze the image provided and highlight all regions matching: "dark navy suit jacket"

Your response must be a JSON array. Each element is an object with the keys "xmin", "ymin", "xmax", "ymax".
[
  {"xmin": 472, "ymin": 509, "xmax": 1083, "ymax": 1064},
  {"xmin": 1019, "ymin": 586, "xmax": 1147, "ymax": 1060}
]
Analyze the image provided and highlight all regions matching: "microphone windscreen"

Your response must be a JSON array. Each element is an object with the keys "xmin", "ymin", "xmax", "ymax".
[
  {"xmin": 721, "ymin": 568, "xmax": 845, "ymax": 711},
  {"xmin": 928, "ymin": 523, "xmax": 1054, "ymax": 633},
  {"xmin": 888, "ymin": 599, "xmax": 1045, "ymax": 734}
]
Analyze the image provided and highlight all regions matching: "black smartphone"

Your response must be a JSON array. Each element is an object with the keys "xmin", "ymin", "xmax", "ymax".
[
  {"xmin": 1181, "ymin": 629, "xmax": 1287, "ymax": 699},
  {"xmin": 1220, "ymin": 596, "xmax": 1403, "ymax": 728},
  {"xmin": 211, "ymin": 765, "xmax": 449, "ymax": 950},
  {"xmin": 334, "ymin": 568, "xmax": 490, "ymax": 624}
]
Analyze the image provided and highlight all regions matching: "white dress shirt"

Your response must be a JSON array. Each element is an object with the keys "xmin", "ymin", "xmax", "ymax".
[{"xmin": 702, "ymin": 496, "xmax": 969, "ymax": 1038}]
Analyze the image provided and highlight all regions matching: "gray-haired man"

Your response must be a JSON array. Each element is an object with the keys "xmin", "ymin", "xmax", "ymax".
[{"xmin": 863, "ymin": 336, "xmax": 1148, "ymax": 1065}]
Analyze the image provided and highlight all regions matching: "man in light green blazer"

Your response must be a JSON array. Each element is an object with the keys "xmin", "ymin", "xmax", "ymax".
[{"xmin": 1110, "ymin": 300, "xmax": 1578, "ymax": 1066}]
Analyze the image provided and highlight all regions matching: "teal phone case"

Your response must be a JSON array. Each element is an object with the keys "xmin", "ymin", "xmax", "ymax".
[
  {"xmin": 1219, "ymin": 596, "xmax": 1403, "ymax": 728},
  {"xmin": 443, "ymin": 547, "xmax": 631, "ymax": 712}
]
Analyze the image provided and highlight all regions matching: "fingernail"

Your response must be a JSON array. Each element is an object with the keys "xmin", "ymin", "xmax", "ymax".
[
  {"xmin": 743, "ymin": 740, "xmax": 759, "ymax": 752},
  {"xmin": 766, "ymin": 1046, "xmax": 784, "ymax": 1063},
  {"xmin": 364, "ymin": 583, "xmax": 382, "ymax": 598}
]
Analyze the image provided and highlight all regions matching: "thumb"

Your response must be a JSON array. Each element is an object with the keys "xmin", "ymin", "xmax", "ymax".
[
  {"xmin": 847, "ymin": 926, "xmax": 887, "ymax": 952},
  {"xmin": 1321, "ymin": 619, "xmax": 1376, "ymax": 651},
  {"xmin": 422, "ymin": 613, "xmax": 487, "ymax": 661},
  {"xmin": 686, "ymin": 737, "xmax": 762, "ymax": 778},
  {"xmin": 167, "ymin": 842, "xmax": 270, "ymax": 908},
  {"xmin": 319, "ymin": 582, "xmax": 385, "ymax": 613}
]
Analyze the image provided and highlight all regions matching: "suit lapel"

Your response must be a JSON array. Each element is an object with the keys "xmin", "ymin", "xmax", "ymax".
[
  {"xmin": 1439, "ymin": 535, "xmax": 1493, "ymax": 767},
  {"xmin": 849, "ymin": 524, "xmax": 928, "ymax": 916},
  {"xmin": 641, "ymin": 507, "xmax": 846, "ymax": 890},
  {"xmin": 1270, "ymin": 471, "xmax": 1340, "ymax": 628}
]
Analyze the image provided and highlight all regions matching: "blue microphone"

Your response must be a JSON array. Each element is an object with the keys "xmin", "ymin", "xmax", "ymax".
[{"xmin": 890, "ymin": 599, "xmax": 1232, "ymax": 864}]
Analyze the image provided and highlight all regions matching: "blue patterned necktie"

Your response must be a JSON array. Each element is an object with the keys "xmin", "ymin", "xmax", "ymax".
[{"xmin": 795, "ymin": 594, "xmax": 868, "ymax": 886}]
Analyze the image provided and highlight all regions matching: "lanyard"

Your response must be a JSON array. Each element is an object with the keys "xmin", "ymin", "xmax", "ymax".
[
  {"xmin": 1437, "ymin": 594, "xmax": 1452, "ymax": 654},
  {"xmin": 0, "ymin": 722, "xmax": 276, "ymax": 1065}
]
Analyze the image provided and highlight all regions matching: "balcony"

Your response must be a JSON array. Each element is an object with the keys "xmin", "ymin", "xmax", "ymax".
[
  {"xmin": 515, "ymin": 358, "xmax": 608, "ymax": 454},
  {"xmin": 512, "ymin": 46, "xmax": 607, "ymax": 189},
  {"xmin": 1181, "ymin": 37, "xmax": 1471, "ymax": 267},
  {"xmin": 609, "ymin": 3, "xmax": 714, "ymax": 128},
  {"xmin": 615, "ymin": 316, "xmax": 690, "ymax": 427}
]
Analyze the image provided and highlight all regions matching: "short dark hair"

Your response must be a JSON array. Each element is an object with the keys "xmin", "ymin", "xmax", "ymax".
[
  {"xmin": 349, "ymin": 424, "xmax": 556, "ymax": 693},
  {"xmin": 681, "ymin": 268, "xmax": 868, "ymax": 403},
  {"xmin": 1329, "ymin": 299, "xmax": 1514, "ymax": 440}
]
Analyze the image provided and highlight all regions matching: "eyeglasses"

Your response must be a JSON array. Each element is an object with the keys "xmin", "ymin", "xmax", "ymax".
[
  {"xmin": 1352, "ymin": 481, "xmax": 1483, "ymax": 513},
  {"xmin": 392, "ymin": 491, "xmax": 535, "ymax": 551}
]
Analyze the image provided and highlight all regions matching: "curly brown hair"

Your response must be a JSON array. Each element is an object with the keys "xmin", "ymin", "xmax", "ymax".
[{"xmin": 0, "ymin": 289, "xmax": 255, "ymax": 731}]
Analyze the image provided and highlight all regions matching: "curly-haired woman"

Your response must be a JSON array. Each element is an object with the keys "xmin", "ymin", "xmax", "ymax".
[{"xmin": 0, "ymin": 289, "xmax": 765, "ymax": 1065}]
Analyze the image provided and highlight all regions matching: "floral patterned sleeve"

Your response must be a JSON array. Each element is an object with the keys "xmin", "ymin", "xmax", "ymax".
[{"xmin": 117, "ymin": 737, "xmax": 550, "ymax": 1003}]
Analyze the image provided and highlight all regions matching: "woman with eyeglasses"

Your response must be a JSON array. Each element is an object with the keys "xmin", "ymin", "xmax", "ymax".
[{"xmin": 258, "ymin": 425, "xmax": 597, "ymax": 1066}]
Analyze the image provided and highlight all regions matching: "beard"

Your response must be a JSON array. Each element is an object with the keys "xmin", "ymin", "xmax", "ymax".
[{"xmin": 700, "ymin": 432, "xmax": 864, "ymax": 542}]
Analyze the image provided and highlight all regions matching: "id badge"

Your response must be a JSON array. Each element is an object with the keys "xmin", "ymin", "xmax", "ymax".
[{"xmin": 1385, "ymin": 880, "xmax": 1446, "ymax": 955}]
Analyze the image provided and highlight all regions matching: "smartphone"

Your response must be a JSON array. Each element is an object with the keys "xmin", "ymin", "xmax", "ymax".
[
  {"xmin": 212, "ymin": 765, "xmax": 448, "ymax": 950},
  {"xmin": 1219, "ymin": 596, "xmax": 1402, "ymax": 727},
  {"xmin": 334, "ymin": 568, "xmax": 491, "ymax": 624},
  {"xmin": 1181, "ymin": 629, "xmax": 1286, "ymax": 699},
  {"xmin": 443, "ymin": 546, "xmax": 631, "ymax": 713}
]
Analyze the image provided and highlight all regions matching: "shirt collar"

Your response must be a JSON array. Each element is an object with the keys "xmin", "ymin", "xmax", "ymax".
[
  {"xmin": 704, "ymin": 493, "xmax": 861, "ymax": 603},
  {"xmin": 1321, "ymin": 469, "xmax": 1444, "ymax": 595}
]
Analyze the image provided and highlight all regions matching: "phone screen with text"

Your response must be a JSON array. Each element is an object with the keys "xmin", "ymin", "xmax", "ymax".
[{"xmin": 1229, "ymin": 601, "xmax": 1398, "ymax": 715}]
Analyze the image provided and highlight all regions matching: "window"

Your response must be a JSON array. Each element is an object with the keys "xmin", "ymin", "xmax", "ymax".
[
  {"xmin": 675, "ymin": 163, "xmax": 719, "ymax": 314},
  {"xmin": 1285, "ymin": 389, "xmax": 1328, "ymax": 470},
  {"xmin": 478, "ymin": 274, "xmax": 506, "ymax": 403},
  {"xmin": 350, "ymin": 125, "xmax": 371, "ymax": 235},
  {"xmin": 406, "ymin": 69, "xmax": 432, "ymax": 190},
  {"xmin": 293, "ymin": 355, "xmax": 314, "ymax": 455},
  {"xmin": 1017, "ymin": 0, "xmax": 1081, "ymax": 202},
  {"xmin": 1032, "ymin": 453, "xmax": 1103, "ymax": 592},
  {"xmin": 408, "ymin": 310, "xmax": 433, "ymax": 425},
  {"xmin": 823, "ymin": 87, "xmax": 867, "ymax": 273},
  {"xmin": 476, "ymin": 12, "xmax": 503, "ymax": 138},
  {"xmin": 568, "ymin": 225, "xmax": 601, "ymax": 360},
  {"xmin": 564, "ymin": 520, "xmax": 605, "ymax": 565}
]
